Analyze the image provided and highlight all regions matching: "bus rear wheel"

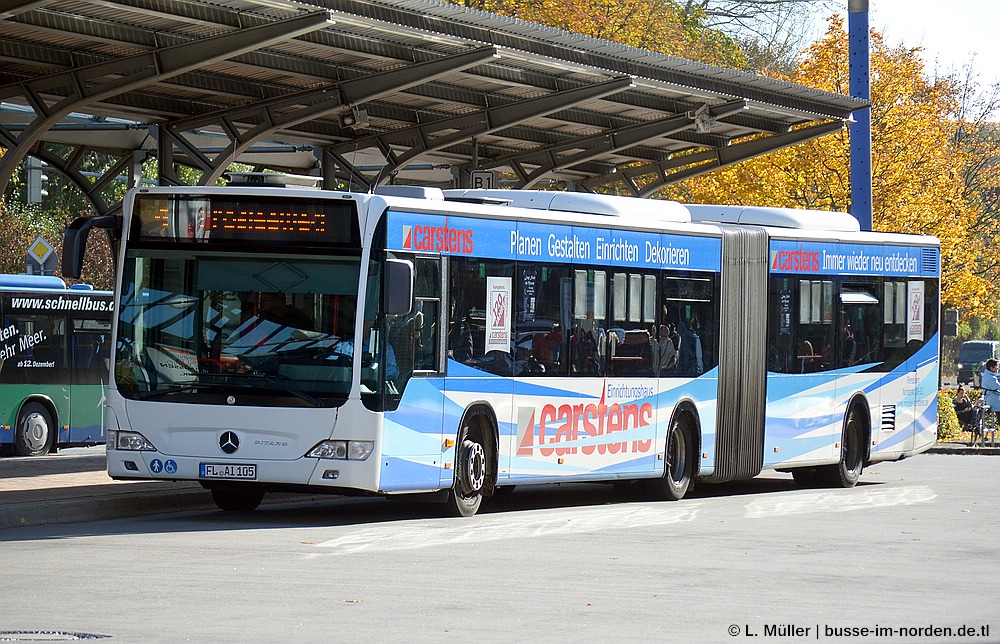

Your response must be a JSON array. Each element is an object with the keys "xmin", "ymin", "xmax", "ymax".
[
  {"xmin": 795, "ymin": 407, "xmax": 864, "ymax": 489},
  {"xmin": 446, "ymin": 419, "xmax": 491, "ymax": 517},
  {"xmin": 211, "ymin": 486, "xmax": 265, "ymax": 512},
  {"xmin": 14, "ymin": 402, "xmax": 52, "ymax": 457},
  {"xmin": 822, "ymin": 407, "xmax": 864, "ymax": 488},
  {"xmin": 643, "ymin": 415, "xmax": 693, "ymax": 501}
]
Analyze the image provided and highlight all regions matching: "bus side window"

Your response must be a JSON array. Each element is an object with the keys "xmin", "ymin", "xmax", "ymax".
[
  {"xmin": 387, "ymin": 254, "xmax": 442, "ymax": 378},
  {"xmin": 449, "ymin": 258, "xmax": 515, "ymax": 376},
  {"xmin": 795, "ymin": 279, "xmax": 834, "ymax": 372},
  {"xmin": 766, "ymin": 279, "xmax": 794, "ymax": 373},
  {"xmin": 609, "ymin": 272, "xmax": 656, "ymax": 377},
  {"xmin": 662, "ymin": 272, "xmax": 715, "ymax": 377}
]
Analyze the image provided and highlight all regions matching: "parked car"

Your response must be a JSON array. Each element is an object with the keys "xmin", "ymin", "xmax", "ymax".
[{"xmin": 957, "ymin": 340, "xmax": 1000, "ymax": 387}]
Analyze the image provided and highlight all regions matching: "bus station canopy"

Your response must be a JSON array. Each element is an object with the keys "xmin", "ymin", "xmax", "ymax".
[{"xmin": 0, "ymin": 0, "xmax": 866, "ymax": 214}]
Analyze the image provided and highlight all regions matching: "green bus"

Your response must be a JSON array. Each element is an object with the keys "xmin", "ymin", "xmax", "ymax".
[{"xmin": 0, "ymin": 274, "xmax": 113, "ymax": 456}]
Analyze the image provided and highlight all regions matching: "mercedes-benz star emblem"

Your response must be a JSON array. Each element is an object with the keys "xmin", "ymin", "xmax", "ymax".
[{"xmin": 219, "ymin": 431, "xmax": 240, "ymax": 454}]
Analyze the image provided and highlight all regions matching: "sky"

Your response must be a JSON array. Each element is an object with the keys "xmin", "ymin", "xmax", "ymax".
[{"xmin": 834, "ymin": 0, "xmax": 1000, "ymax": 87}]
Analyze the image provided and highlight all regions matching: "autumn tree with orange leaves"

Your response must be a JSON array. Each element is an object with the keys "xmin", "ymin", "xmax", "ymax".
[
  {"xmin": 450, "ymin": 2, "xmax": 999, "ymax": 317},
  {"xmin": 452, "ymin": 0, "xmax": 746, "ymax": 68},
  {"xmin": 659, "ymin": 15, "xmax": 1000, "ymax": 317}
]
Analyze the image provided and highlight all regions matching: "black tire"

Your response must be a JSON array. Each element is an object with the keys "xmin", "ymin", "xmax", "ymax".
[
  {"xmin": 14, "ymin": 402, "xmax": 53, "ymax": 457},
  {"xmin": 446, "ymin": 418, "xmax": 491, "ymax": 517},
  {"xmin": 211, "ymin": 487, "xmax": 265, "ymax": 512},
  {"xmin": 820, "ymin": 406, "xmax": 864, "ymax": 488},
  {"xmin": 643, "ymin": 415, "xmax": 693, "ymax": 501}
]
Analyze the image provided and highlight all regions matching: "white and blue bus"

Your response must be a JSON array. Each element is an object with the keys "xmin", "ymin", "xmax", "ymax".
[
  {"xmin": 0, "ymin": 274, "xmax": 113, "ymax": 456},
  {"xmin": 63, "ymin": 181, "xmax": 940, "ymax": 514}
]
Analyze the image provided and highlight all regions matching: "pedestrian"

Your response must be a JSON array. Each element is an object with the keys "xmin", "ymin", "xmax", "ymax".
[
  {"xmin": 981, "ymin": 358, "xmax": 1000, "ymax": 428},
  {"xmin": 953, "ymin": 385, "xmax": 973, "ymax": 431}
]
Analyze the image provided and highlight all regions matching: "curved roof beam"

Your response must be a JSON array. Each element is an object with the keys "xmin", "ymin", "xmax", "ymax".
[
  {"xmin": 0, "ymin": 10, "xmax": 332, "ymax": 192},
  {"xmin": 157, "ymin": 46, "xmax": 499, "ymax": 186},
  {"xmin": 490, "ymin": 100, "xmax": 748, "ymax": 188},
  {"xmin": 0, "ymin": 1, "xmax": 52, "ymax": 19},
  {"xmin": 327, "ymin": 76, "xmax": 635, "ymax": 184},
  {"xmin": 580, "ymin": 120, "xmax": 846, "ymax": 196}
]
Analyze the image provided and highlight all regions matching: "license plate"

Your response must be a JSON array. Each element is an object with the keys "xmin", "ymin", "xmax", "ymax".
[{"xmin": 199, "ymin": 463, "xmax": 257, "ymax": 480}]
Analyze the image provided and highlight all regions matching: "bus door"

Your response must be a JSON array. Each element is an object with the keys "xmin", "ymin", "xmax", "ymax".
[
  {"xmin": 379, "ymin": 254, "xmax": 450, "ymax": 492},
  {"xmin": 838, "ymin": 285, "xmax": 882, "ymax": 454},
  {"xmin": 873, "ymin": 279, "xmax": 931, "ymax": 456},
  {"xmin": 444, "ymin": 257, "xmax": 515, "ymax": 486},
  {"xmin": 69, "ymin": 316, "xmax": 111, "ymax": 444},
  {"xmin": 793, "ymin": 278, "xmax": 839, "ymax": 463},
  {"xmin": 898, "ymin": 279, "xmax": 936, "ymax": 453},
  {"xmin": 510, "ymin": 263, "xmax": 576, "ymax": 480}
]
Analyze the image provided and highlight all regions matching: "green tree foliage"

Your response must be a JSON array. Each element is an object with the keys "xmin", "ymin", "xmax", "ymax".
[{"xmin": 0, "ymin": 199, "xmax": 113, "ymax": 290}]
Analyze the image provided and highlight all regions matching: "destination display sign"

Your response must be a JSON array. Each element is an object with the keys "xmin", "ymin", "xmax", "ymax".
[{"xmin": 133, "ymin": 194, "xmax": 360, "ymax": 247}]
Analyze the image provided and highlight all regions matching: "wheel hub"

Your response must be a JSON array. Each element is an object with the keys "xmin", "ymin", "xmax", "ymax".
[
  {"xmin": 21, "ymin": 412, "xmax": 49, "ymax": 452},
  {"xmin": 462, "ymin": 440, "xmax": 486, "ymax": 494}
]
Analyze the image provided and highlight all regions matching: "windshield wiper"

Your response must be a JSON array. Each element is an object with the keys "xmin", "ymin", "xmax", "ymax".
[
  {"xmin": 241, "ymin": 374, "xmax": 327, "ymax": 408},
  {"xmin": 198, "ymin": 373, "xmax": 326, "ymax": 408},
  {"xmin": 132, "ymin": 376, "xmax": 325, "ymax": 407},
  {"xmin": 133, "ymin": 383, "xmax": 205, "ymax": 400}
]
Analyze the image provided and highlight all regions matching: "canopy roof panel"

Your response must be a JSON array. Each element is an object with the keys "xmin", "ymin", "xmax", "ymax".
[{"xmin": 0, "ymin": 0, "xmax": 865, "ymax": 206}]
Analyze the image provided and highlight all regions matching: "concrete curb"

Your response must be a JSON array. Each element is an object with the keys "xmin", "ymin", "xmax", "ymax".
[
  {"xmin": 0, "ymin": 485, "xmax": 332, "ymax": 530},
  {"xmin": 926, "ymin": 442, "xmax": 1000, "ymax": 456},
  {"xmin": 0, "ymin": 487, "xmax": 214, "ymax": 530}
]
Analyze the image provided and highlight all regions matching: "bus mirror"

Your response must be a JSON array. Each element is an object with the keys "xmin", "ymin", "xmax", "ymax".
[
  {"xmin": 62, "ymin": 215, "xmax": 120, "ymax": 279},
  {"xmin": 943, "ymin": 308, "xmax": 959, "ymax": 336},
  {"xmin": 383, "ymin": 258, "xmax": 413, "ymax": 315}
]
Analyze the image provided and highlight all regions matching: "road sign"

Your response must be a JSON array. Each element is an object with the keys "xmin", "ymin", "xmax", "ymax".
[
  {"xmin": 470, "ymin": 170, "xmax": 497, "ymax": 190},
  {"xmin": 26, "ymin": 235, "xmax": 58, "ymax": 276}
]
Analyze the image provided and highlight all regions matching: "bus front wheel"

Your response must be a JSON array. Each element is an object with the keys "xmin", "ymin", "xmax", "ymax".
[
  {"xmin": 446, "ymin": 419, "xmax": 491, "ymax": 517},
  {"xmin": 14, "ymin": 402, "xmax": 53, "ymax": 457},
  {"xmin": 211, "ymin": 486, "xmax": 265, "ymax": 512}
]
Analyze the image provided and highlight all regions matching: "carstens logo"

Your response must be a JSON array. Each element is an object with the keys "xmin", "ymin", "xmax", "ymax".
[
  {"xmin": 771, "ymin": 246, "xmax": 821, "ymax": 272},
  {"xmin": 490, "ymin": 290, "xmax": 507, "ymax": 327},
  {"xmin": 402, "ymin": 220, "xmax": 474, "ymax": 254},
  {"xmin": 516, "ymin": 391, "xmax": 654, "ymax": 458}
]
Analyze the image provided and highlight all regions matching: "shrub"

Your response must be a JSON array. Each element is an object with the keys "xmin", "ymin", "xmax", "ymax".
[{"xmin": 937, "ymin": 389, "xmax": 962, "ymax": 441}]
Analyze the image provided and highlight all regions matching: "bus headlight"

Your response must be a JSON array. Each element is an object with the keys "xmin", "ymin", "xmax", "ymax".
[
  {"xmin": 109, "ymin": 430, "xmax": 156, "ymax": 451},
  {"xmin": 348, "ymin": 441, "xmax": 374, "ymax": 461},
  {"xmin": 308, "ymin": 440, "xmax": 374, "ymax": 461}
]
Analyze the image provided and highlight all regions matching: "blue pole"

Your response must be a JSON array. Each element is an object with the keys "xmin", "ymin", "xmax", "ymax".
[{"xmin": 848, "ymin": 0, "xmax": 872, "ymax": 231}]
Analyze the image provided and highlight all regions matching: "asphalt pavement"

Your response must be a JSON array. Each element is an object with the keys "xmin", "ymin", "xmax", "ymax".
[{"xmin": 1, "ymin": 442, "xmax": 998, "ymax": 530}]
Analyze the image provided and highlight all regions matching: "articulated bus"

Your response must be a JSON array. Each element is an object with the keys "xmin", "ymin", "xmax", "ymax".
[
  {"xmin": 0, "ymin": 274, "xmax": 113, "ymax": 456},
  {"xmin": 62, "ymin": 182, "xmax": 939, "ymax": 515}
]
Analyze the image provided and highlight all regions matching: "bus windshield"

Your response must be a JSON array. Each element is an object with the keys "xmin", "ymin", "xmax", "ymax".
[{"xmin": 116, "ymin": 251, "xmax": 361, "ymax": 406}]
